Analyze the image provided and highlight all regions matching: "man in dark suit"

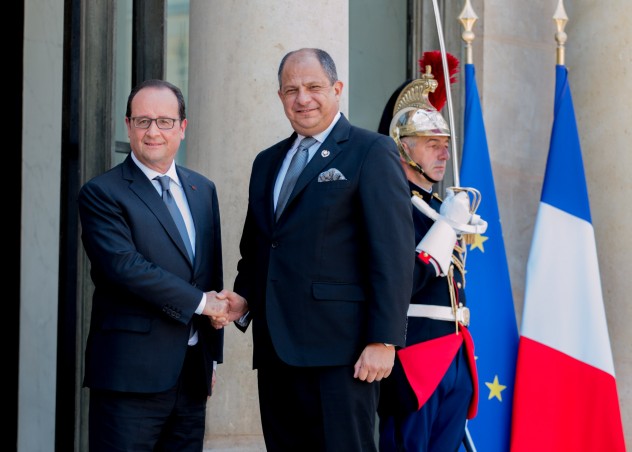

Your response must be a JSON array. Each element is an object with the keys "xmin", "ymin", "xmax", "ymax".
[
  {"xmin": 218, "ymin": 48, "xmax": 414, "ymax": 451},
  {"xmin": 78, "ymin": 79, "xmax": 228, "ymax": 451}
]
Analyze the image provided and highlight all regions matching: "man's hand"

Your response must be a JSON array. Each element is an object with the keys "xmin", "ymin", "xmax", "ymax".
[
  {"xmin": 353, "ymin": 343, "xmax": 396, "ymax": 383},
  {"xmin": 203, "ymin": 291, "xmax": 229, "ymax": 317},
  {"xmin": 204, "ymin": 291, "xmax": 229, "ymax": 329},
  {"xmin": 222, "ymin": 290, "xmax": 249, "ymax": 321},
  {"xmin": 208, "ymin": 290, "xmax": 249, "ymax": 329}
]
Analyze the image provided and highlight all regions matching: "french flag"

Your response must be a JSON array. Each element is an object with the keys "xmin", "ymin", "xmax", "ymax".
[{"xmin": 510, "ymin": 65, "xmax": 625, "ymax": 451}]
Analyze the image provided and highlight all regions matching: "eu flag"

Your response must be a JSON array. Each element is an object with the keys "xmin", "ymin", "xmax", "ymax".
[{"xmin": 459, "ymin": 63, "xmax": 519, "ymax": 452}]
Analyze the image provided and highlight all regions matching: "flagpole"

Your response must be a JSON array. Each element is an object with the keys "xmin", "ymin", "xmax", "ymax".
[
  {"xmin": 458, "ymin": 0, "xmax": 478, "ymax": 66},
  {"xmin": 456, "ymin": 2, "xmax": 482, "ymax": 451},
  {"xmin": 431, "ymin": 0, "xmax": 460, "ymax": 187},
  {"xmin": 553, "ymin": 0, "xmax": 568, "ymax": 66}
]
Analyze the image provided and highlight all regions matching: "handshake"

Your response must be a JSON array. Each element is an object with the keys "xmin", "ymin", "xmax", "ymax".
[{"xmin": 202, "ymin": 290, "xmax": 249, "ymax": 330}]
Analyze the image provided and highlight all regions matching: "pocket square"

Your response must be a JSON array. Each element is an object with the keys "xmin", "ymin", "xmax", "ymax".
[{"xmin": 318, "ymin": 168, "xmax": 347, "ymax": 182}]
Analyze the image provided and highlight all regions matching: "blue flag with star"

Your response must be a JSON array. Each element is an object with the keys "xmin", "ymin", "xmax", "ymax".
[{"xmin": 459, "ymin": 63, "xmax": 519, "ymax": 452}]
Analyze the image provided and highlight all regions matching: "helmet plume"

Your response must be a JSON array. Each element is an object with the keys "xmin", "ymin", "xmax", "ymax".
[{"xmin": 418, "ymin": 50, "xmax": 459, "ymax": 111}]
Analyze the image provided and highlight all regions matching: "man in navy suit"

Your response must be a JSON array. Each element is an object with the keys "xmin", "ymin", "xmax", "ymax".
[
  {"xmin": 218, "ymin": 48, "xmax": 414, "ymax": 451},
  {"xmin": 78, "ymin": 79, "xmax": 228, "ymax": 451}
]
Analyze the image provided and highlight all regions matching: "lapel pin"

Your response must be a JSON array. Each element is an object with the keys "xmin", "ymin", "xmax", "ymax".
[{"xmin": 321, "ymin": 150, "xmax": 330, "ymax": 158}]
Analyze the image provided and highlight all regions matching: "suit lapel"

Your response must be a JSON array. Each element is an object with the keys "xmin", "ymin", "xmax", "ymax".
[
  {"xmin": 285, "ymin": 115, "xmax": 351, "ymax": 208},
  {"xmin": 178, "ymin": 167, "xmax": 200, "ymax": 268},
  {"xmin": 124, "ymin": 156, "xmax": 193, "ymax": 267}
]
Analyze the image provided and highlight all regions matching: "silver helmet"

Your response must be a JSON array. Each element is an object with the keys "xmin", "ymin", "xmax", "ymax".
[
  {"xmin": 389, "ymin": 66, "xmax": 450, "ymax": 157},
  {"xmin": 388, "ymin": 52, "xmax": 458, "ymax": 183}
]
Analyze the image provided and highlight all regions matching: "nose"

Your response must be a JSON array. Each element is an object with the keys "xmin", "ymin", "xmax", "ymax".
[{"xmin": 295, "ymin": 87, "xmax": 312, "ymax": 104}]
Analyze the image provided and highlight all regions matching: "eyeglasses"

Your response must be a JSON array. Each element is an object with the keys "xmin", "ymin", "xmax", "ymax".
[{"xmin": 130, "ymin": 117, "xmax": 180, "ymax": 130}]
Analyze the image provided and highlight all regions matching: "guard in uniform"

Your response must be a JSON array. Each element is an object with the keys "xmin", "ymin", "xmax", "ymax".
[{"xmin": 377, "ymin": 57, "xmax": 487, "ymax": 452}]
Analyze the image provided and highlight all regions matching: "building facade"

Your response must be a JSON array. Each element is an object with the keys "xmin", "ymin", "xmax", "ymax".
[{"xmin": 16, "ymin": 0, "xmax": 630, "ymax": 450}]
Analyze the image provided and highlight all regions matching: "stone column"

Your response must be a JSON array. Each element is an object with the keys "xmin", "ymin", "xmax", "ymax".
[{"xmin": 569, "ymin": 1, "xmax": 632, "ymax": 440}]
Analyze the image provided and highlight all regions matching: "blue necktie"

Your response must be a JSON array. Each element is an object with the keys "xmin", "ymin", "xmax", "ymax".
[
  {"xmin": 156, "ymin": 175, "xmax": 194, "ymax": 262},
  {"xmin": 276, "ymin": 136, "xmax": 317, "ymax": 220}
]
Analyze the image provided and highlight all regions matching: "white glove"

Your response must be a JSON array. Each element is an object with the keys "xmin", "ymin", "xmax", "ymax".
[
  {"xmin": 415, "ymin": 190, "xmax": 475, "ymax": 276},
  {"xmin": 411, "ymin": 194, "xmax": 488, "ymax": 235},
  {"xmin": 413, "ymin": 187, "xmax": 489, "ymax": 275},
  {"xmin": 440, "ymin": 188, "xmax": 472, "ymax": 224},
  {"xmin": 415, "ymin": 219, "xmax": 456, "ymax": 276}
]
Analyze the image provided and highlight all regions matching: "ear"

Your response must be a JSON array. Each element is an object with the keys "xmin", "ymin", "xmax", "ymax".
[
  {"xmin": 180, "ymin": 118, "xmax": 187, "ymax": 138},
  {"xmin": 125, "ymin": 117, "xmax": 132, "ymax": 138},
  {"xmin": 400, "ymin": 138, "xmax": 411, "ymax": 154},
  {"xmin": 333, "ymin": 80, "xmax": 344, "ymax": 98}
]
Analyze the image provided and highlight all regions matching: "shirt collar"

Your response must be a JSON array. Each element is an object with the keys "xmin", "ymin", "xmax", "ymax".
[
  {"xmin": 130, "ymin": 152, "xmax": 181, "ymax": 187},
  {"xmin": 295, "ymin": 111, "xmax": 341, "ymax": 147}
]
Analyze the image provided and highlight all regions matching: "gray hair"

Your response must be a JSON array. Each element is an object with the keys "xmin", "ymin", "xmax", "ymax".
[{"xmin": 277, "ymin": 48, "xmax": 338, "ymax": 88}]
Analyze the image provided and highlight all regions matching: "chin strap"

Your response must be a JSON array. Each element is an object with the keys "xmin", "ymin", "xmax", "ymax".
[
  {"xmin": 407, "ymin": 160, "xmax": 440, "ymax": 184},
  {"xmin": 394, "ymin": 127, "xmax": 441, "ymax": 185}
]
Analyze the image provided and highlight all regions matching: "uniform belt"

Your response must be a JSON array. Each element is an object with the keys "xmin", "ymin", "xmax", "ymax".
[{"xmin": 407, "ymin": 304, "xmax": 470, "ymax": 326}]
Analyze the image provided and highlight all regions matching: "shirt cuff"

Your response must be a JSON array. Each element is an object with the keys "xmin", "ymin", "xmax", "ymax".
[
  {"xmin": 236, "ymin": 311, "xmax": 251, "ymax": 327},
  {"xmin": 195, "ymin": 292, "xmax": 206, "ymax": 315}
]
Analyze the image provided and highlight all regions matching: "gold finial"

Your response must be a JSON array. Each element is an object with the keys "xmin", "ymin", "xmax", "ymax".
[
  {"xmin": 553, "ymin": 0, "xmax": 568, "ymax": 65},
  {"xmin": 458, "ymin": 0, "xmax": 478, "ymax": 65}
]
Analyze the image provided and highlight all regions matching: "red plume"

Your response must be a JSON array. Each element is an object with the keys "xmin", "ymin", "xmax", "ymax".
[{"xmin": 418, "ymin": 50, "xmax": 459, "ymax": 111}]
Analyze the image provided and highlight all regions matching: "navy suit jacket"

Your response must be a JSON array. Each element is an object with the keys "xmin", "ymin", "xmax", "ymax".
[
  {"xmin": 234, "ymin": 114, "xmax": 415, "ymax": 369},
  {"xmin": 78, "ymin": 154, "xmax": 223, "ymax": 394}
]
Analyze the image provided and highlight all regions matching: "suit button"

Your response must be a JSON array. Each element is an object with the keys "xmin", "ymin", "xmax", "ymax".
[{"xmin": 271, "ymin": 241, "xmax": 279, "ymax": 248}]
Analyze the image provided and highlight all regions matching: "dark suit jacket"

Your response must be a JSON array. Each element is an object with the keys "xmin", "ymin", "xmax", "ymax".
[
  {"xmin": 78, "ymin": 154, "xmax": 223, "ymax": 394},
  {"xmin": 234, "ymin": 114, "xmax": 414, "ymax": 369}
]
